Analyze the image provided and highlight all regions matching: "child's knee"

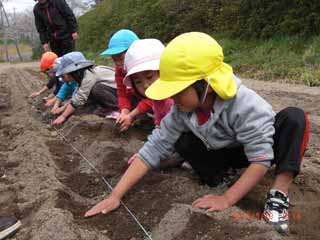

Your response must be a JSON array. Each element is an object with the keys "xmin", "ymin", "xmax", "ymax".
[
  {"xmin": 279, "ymin": 107, "xmax": 306, "ymax": 130},
  {"xmin": 174, "ymin": 132, "xmax": 204, "ymax": 155},
  {"xmin": 174, "ymin": 132, "xmax": 195, "ymax": 154}
]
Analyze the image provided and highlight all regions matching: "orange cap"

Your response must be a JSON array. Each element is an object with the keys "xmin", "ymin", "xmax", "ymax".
[{"xmin": 40, "ymin": 52, "xmax": 58, "ymax": 72}]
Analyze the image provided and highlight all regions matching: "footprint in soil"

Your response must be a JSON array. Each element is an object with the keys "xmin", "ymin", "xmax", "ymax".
[
  {"xmin": 56, "ymin": 171, "xmax": 182, "ymax": 240},
  {"xmin": 55, "ymin": 190, "xmax": 151, "ymax": 240},
  {"xmin": 99, "ymin": 147, "xmax": 128, "ymax": 178},
  {"xmin": 59, "ymin": 172, "xmax": 106, "ymax": 199},
  {"xmin": 46, "ymin": 140, "xmax": 81, "ymax": 172},
  {"xmin": 173, "ymin": 213, "xmax": 266, "ymax": 240}
]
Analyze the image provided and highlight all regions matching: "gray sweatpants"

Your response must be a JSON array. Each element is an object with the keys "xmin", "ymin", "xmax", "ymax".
[{"xmin": 89, "ymin": 82, "xmax": 118, "ymax": 109}]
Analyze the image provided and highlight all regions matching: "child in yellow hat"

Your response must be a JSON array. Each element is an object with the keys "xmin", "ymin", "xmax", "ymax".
[{"xmin": 85, "ymin": 32, "xmax": 309, "ymax": 234}]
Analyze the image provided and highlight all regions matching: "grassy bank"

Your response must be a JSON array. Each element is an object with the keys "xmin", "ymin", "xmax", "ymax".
[
  {"xmin": 77, "ymin": 0, "xmax": 320, "ymax": 86},
  {"xmin": 219, "ymin": 35, "xmax": 320, "ymax": 86},
  {"xmin": 83, "ymin": 34, "xmax": 320, "ymax": 86}
]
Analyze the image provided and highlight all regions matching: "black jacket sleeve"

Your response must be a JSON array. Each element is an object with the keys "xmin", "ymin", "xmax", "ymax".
[
  {"xmin": 46, "ymin": 76, "xmax": 56, "ymax": 90},
  {"xmin": 56, "ymin": 0, "xmax": 77, "ymax": 33},
  {"xmin": 33, "ymin": 6, "xmax": 49, "ymax": 44}
]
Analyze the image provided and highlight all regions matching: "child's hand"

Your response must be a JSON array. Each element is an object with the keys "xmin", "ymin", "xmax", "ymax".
[
  {"xmin": 52, "ymin": 115, "xmax": 66, "ymax": 126},
  {"xmin": 30, "ymin": 92, "xmax": 40, "ymax": 98},
  {"xmin": 117, "ymin": 113, "xmax": 133, "ymax": 132},
  {"xmin": 51, "ymin": 106, "xmax": 59, "ymax": 114},
  {"xmin": 192, "ymin": 194, "xmax": 231, "ymax": 211},
  {"xmin": 72, "ymin": 32, "xmax": 78, "ymax": 41},
  {"xmin": 116, "ymin": 110, "xmax": 129, "ymax": 123},
  {"xmin": 85, "ymin": 194, "xmax": 120, "ymax": 217},
  {"xmin": 43, "ymin": 43, "xmax": 49, "ymax": 52},
  {"xmin": 51, "ymin": 106, "xmax": 65, "ymax": 115},
  {"xmin": 45, "ymin": 98, "xmax": 56, "ymax": 107}
]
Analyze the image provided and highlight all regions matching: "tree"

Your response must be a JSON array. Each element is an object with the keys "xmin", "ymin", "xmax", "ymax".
[{"xmin": 66, "ymin": 0, "xmax": 95, "ymax": 16}]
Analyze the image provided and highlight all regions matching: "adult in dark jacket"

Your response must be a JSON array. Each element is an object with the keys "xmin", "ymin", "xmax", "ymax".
[{"xmin": 33, "ymin": 0, "xmax": 78, "ymax": 56}]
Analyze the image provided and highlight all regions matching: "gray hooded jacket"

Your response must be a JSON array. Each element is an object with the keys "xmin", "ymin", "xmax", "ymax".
[
  {"xmin": 138, "ymin": 76, "xmax": 275, "ymax": 169},
  {"xmin": 71, "ymin": 66, "xmax": 116, "ymax": 108}
]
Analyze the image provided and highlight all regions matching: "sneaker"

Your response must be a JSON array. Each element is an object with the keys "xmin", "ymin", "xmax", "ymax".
[
  {"xmin": 263, "ymin": 189, "xmax": 289, "ymax": 234},
  {"xmin": 105, "ymin": 111, "xmax": 120, "ymax": 120},
  {"xmin": 159, "ymin": 153, "xmax": 184, "ymax": 169},
  {"xmin": 198, "ymin": 167, "xmax": 240, "ymax": 187},
  {"xmin": 181, "ymin": 161, "xmax": 192, "ymax": 170},
  {"xmin": 217, "ymin": 168, "xmax": 240, "ymax": 188},
  {"xmin": 0, "ymin": 216, "xmax": 21, "ymax": 240}
]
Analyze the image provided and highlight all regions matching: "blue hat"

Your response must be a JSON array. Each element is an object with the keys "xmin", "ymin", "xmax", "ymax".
[
  {"xmin": 100, "ymin": 29, "xmax": 139, "ymax": 56},
  {"xmin": 56, "ymin": 52, "xmax": 94, "ymax": 76}
]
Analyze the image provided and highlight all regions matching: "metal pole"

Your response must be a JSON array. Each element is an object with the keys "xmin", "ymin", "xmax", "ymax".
[
  {"xmin": 4, "ymin": 37, "xmax": 9, "ymax": 62},
  {"xmin": 14, "ymin": 38, "xmax": 23, "ymax": 61}
]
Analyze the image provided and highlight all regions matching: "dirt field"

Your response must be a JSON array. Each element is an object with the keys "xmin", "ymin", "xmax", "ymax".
[{"xmin": 0, "ymin": 62, "xmax": 319, "ymax": 240}]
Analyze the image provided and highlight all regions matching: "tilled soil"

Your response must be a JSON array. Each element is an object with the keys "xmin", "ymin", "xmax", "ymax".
[{"xmin": 0, "ymin": 62, "xmax": 319, "ymax": 240}]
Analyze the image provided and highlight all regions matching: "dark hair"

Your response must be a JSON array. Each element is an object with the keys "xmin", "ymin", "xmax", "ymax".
[
  {"xmin": 192, "ymin": 80, "xmax": 207, "ymax": 101},
  {"xmin": 130, "ymin": 79, "xmax": 146, "ymax": 98},
  {"xmin": 69, "ymin": 66, "xmax": 94, "ymax": 86}
]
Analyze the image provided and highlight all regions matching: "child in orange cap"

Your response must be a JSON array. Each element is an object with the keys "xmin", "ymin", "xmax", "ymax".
[
  {"xmin": 52, "ymin": 51, "xmax": 117, "ymax": 126},
  {"xmin": 30, "ymin": 52, "xmax": 62, "ymax": 104},
  {"xmin": 85, "ymin": 32, "xmax": 309, "ymax": 234}
]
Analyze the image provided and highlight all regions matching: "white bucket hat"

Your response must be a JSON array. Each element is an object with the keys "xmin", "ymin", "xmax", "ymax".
[{"xmin": 123, "ymin": 39, "xmax": 165, "ymax": 87}]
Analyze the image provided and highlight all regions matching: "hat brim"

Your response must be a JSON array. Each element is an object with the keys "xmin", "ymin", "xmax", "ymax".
[
  {"xmin": 123, "ymin": 59, "xmax": 160, "ymax": 87},
  {"xmin": 100, "ymin": 47, "xmax": 127, "ymax": 56},
  {"xmin": 56, "ymin": 61, "xmax": 94, "ymax": 76},
  {"xmin": 146, "ymin": 62, "xmax": 236, "ymax": 101},
  {"xmin": 146, "ymin": 77, "xmax": 198, "ymax": 100}
]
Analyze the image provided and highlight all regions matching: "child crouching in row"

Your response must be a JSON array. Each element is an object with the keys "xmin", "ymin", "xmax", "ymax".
[
  {"xmin": 52, "ymin": 52, "xmax": 118, "ymax": 125},
  {"xmin": 101, "ymin": 29, "xmax": 154, "ymax": 132},
  {"xmin": 85, "ymin": 32, "xmax": 309, "ymax": 234},
  {"xmin": 122, "ymin": 38, "xmax": 173, "ymax": 128}
]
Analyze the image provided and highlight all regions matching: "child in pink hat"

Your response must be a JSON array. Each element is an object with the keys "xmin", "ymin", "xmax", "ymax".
[{"xmin": 123, "ymin": 39, "xmax": 174, "ymax": 128}]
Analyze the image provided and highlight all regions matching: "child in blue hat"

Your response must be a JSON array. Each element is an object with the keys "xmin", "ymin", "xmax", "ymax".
[
  {"xmin": 101, "ymin": 29, "xmax": 153, "ymax": 132},
  {"xmin": 52, "ymin": 52, "xmax": 117, "ymax": 125}
]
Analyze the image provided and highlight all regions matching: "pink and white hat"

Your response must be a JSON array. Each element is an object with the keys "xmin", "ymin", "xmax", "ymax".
[{"xmin": 123, "ymin": 39, "xmax": 165, "ymax": 87}]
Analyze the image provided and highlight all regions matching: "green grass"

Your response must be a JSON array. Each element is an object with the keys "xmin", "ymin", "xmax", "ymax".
[
  {"xmin": 81, "ymin": 35, "xmax": 320, "ymax": 86},
  {"xmin": 215, "ymin": 35, "xmax": 320, "ymax": 86},
  {"xmin": 76, "ymin": 0, "xmax": 320, "ymax": 86},
  {"xmin": 83, "ymin": 51, "xmax": 113, "ymax": 66}
]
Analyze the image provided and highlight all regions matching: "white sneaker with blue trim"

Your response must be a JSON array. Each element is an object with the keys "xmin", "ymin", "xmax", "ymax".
[{"xmin": 263, "ymin": 189, "xmax": 289, "ymax": 234}]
